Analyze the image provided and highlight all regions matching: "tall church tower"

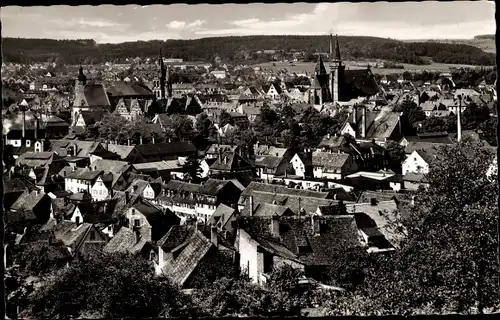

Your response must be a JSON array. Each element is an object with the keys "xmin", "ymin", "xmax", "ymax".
[
  {"xmin": 75, "ymin": 66, "xmax": 87, "ymax": 94},
  {"xmin": 158, "ymin": 49, "xmax": 166, "ymax": 99},
  {"xmin": 329, "ymin": 34, "xmax": 344, "ymax": 103},
  {"xmin": 73, "ymin": 66, "xmax": 87, "ymax": 125}
]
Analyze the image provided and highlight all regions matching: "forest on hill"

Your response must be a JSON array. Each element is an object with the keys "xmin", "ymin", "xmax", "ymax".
[{"xmin": 2, "ymin": 35, "xmax": 496, "ymax": 66}]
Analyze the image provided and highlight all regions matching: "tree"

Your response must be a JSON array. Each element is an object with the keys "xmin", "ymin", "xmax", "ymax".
[
  {"xmin": 28, "ymin": 253, "xmax": 191, "ymax": 319},
  {"xmin": 182, "ymin": 156, "xmax": 203, "ymax": 183},
  {"xmin": 195, "ymin": 112, "xmax": 216, "ymax": 138},
  {"xmin": 384, "ymin": 139, "xmax": 406, "ymax": 173},
  {"xmin": 171, "ymin": 114, "xmax": 194, "ymax": 141},
  {"xmin": 220, "ymin": 110, "xmax": 234, "ymax": 126},
  {"xmin": 97, "ymin": 113, "xmax": 131, "ymax": 144},
  {"xmin": 335, "ymin": 142, "xmax": 499, "ymax": 315}
]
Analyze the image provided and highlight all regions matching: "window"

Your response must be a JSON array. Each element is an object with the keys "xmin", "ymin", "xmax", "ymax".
[
  {"xmin": 89, "ymin": 230, "xmax": 96, "ymax": 241},
  {"xmin": 75, "ymin": 216, "xmax": 80, "ymax": 224},
  {"xmin": 134, "ymin": 219, "xmax": 140, "ymax": 227}
]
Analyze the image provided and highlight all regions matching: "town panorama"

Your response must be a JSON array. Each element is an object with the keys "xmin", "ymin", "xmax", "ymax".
[{"xmin": 2, "ymin": 2, "xmax": 498, "ymax": 318}]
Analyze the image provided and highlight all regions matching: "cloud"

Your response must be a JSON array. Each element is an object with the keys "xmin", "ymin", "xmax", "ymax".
[
  {"xmin": 52, "ymin": 18, "xmax": 127, "ymax": 28},
  {"xmin": 167, "ymin": 20, "xmax": 186, "ymax": 29},
  {"xmin": 196, "ymin": 2, "xmax": 495, "ymax": 40},
  {"xmin": 166, "ymin": 19, "xmax": 206, "ymax": 30}
]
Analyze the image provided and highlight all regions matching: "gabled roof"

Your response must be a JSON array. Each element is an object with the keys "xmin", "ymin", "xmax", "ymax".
[
  {"xmin": 10, "ymin": 190, "xmax": 46, "ymax": 212},
  {"xmin": 162, "ymin": 231, "xmax": 214, "ymax": 287},
  {"xmin": 238, "ymin": 215, "xmax": 361, "ymax": 266},
  {"xmin": 209, "ymin": 151, "xmax": 252, "ymax": 171},
  {"xmin": 83, "ymin": 84, "xmax": 111, "ymax": 107},
  {"xmin": 254, "ymin": 155, "xmax": 282, "ymax": 169},
  {"xmin": 311, "ymin": 152, "xmax": 350, "ymax": 168},
  {"xmin": 198, "ymin": 179, "xmax": 234, "ymax": 196},
  {"xmin": 364, "ymin": 111, "xmax": 401, "ymax": 140},
  {"xmin": 106, "ymin": 82, "xmax": 154, "ymax": 97},
  {"xmin": 344, "ymin": 69, "xmax": 380, "ymax": 96},
  {"xmin": 404, "ymin": 141, "xmax": 449, "ymax": 155},
  {"xmin": 135, "ymin": 141, "xmax": 197, "ymax": 157},
  {"xmin": 79, "ymin": 110, "xmax": 107, "ymax": 126},
  {"xmin": 157, "ymin": 224, "xmax": 196, "ymax": 252},
  {"xmin": 208, "ymin": 203, "xmax": 236, "ymax": 228},
  {"xmin": 53, "ymin": 220, "xmax": 93, "ymax": 249},
  {"xmin": 103, "ymin": 226, "xmax": 137, "ymax": 254},
  {"xmin": 252, "ymin": 203, "xmax": 293, "ymax": 217}
]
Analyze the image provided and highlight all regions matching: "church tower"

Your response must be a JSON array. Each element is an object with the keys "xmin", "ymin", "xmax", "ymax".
[
  {"xmin": 75, "ymin": 66, "xmax": 87, "ymax": 94},
  {"xmin": 330, "ymin": 34, "xmax": 344, "ymax": 103},
  {"xmin": 73, "ymin": 66, "xmax": 87, "ymax": 125},
  {"xmin": 158, "ymin": 49, "xmax": 166, "ymax": 99}
]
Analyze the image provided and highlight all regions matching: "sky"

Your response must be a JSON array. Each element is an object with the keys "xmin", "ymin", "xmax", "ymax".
[{"xmin": 1, "ymin": 2, "xmax": 496, "ymax": 43}]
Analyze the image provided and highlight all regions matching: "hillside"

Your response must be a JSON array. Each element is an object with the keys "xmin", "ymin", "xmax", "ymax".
[
  {"xmin": 404, "ymin": 36, "xmax": 496, "ymax": 54},
  {"xmin": 2, "ymin": 35, "xmax": 496, "ymax": 66}
]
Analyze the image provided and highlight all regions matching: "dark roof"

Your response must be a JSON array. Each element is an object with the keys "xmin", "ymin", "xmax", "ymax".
[
  {"xmin": 103, "ymin": 226, "xmax": 137, "ymax": 254},
  {"xmin": 209, "ymin": 151, "xmax": 252, "ymax": 171},
  {"xmin": 162, "ymin": 231, "xmax": 214, "ymax": 287},
  {"xmin": 80, "ymin": 110, "xmax": 107, "ymax": 126},
  {"xmin": 344, "ymin": 69, "xmax": 380, "ymax": 96},
  {"xmin": 254, "ymin": 155, "xmax": 282, "ymax": 170},
  {"xmin": 135, "ymin": 141, "xmax": 197, "ymax": 157},
  {"xmin": 83, "ymin": 84, "xmax": 110, "ymax": 106},
  {"xmin": 239, "ymin": 215, "xmax": 361, "ymax": 266},
  {"xmin": 198, "ymin": 179, "xmax": 233, "ymax": 196},
  {"xmin": 65, "ymin": 167, "xmax": 102, "ymax": 181},
  {"xmin": 208, "ymin": 203, "xmax": 236, "ymax": 228},
  {"xmin": 10, "ymin": 190, "xmax": 46, "ymax": 212},
  {"xmin": 157, "ymin": 225, "xmax": 196, "ymax": 251},
  {"xmin": 107, "ymin": 82, "xmax": 154, "ymax": 97}
]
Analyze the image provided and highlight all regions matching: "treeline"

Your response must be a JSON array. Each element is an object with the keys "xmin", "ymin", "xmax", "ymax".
[
  {"xmin": 474, "ymin": 34, "xmax": 495, "ymax": 40},
  {"xmin": 2, "ymin": 35, "xmax": 496, "ymax": 66}
]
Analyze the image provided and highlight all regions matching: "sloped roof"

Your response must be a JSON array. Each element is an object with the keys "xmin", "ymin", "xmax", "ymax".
[
  {"xmin": 83, "ymin": 84, "xmax": 111, "ymax": 106},
  {"xmin": 252, "ymin": 203, "xmax": 293, "ymax": 217},
  {"xmin": 135, "ymin": 141, "xmax": 197, "ymax": 157},
  {"xmin": 11, "ymin": 190, "xmax": 46, "ymax": 212},
  {"xmin": 107, "ymin": 82, "xmax": 153, "ymax": 97},
  {"xmin": 241, "ymin": 182, "xmax": 332, "ymax": 200},
  {"xmin": 312, "ymin": 152, "xmax": 350, "ymax": 169},
  {"xmin": 239, "ymin": 215, "xmax": 361, "ymax": 266},
  {"xmin": 255, "ymin": 155, "xmax": 282, "ymax": 169},
  {"xmin": 344, "ymin": 69, "xmax": 380, "ymax": 96},
  {"xmin": 80, "ymin": 110, "xmax": 106, "ymax": 126},
  {"xmin": 103, "ymin": 226, "xmax": 137, "ymax": 254},
  {"xmin": 162, "ymin": 231, "xmax": 214, "ymax": 287},
  {"xmin": 404, "ymin": 141, "xmax": 449, "ymax": 156},
  {"xmin": 365, "ymin": 111, "xmax": 401, "ymax": 140},
  {"xmin": 208, "ymin": 203, "xmax": 236, "ymax": 228},
  {"xmin": 104, "ymin": 144, "xmax": 136, "ymax": 160},
  {"xmin": 53, "ymin": 221, "xmax": 92, "ymax": 248},
  {"xmin": 157, "ymin": 225, "xmax": 196, "ymax": 251},
  {"xmin": 317, "ymin": 135, "xmax": 346, "ymax": 149},
  {"xmin": 209, "ymin": 151, "xmax": 252, "ymax": 171},
  {"xmin": 199, "ymin": 179, "xmax": 233, "ymax": 196}
]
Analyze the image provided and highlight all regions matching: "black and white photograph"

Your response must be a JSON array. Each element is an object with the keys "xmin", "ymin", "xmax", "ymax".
[{"xmin": 1, "ymin": 1, "xmax": 498, "ymax": 318}]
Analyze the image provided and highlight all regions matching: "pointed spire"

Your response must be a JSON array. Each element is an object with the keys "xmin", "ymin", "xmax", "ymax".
[
  {"xmin": 315, "ymin": 55, "xmax": 327, "ymax": 75},
  {"xmin": 329, "ymin": 33, "xmax": 334, "ymax": 59},
  {"xmin": 334, "ymin": 34, "xmax": 341, "ymax": 62}
]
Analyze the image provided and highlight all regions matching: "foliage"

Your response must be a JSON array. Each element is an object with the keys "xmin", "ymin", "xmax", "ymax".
[
  {"xmin": 462, "ymin": 102, "xmax": 491, "ymax": 130},
  {"xmin": 384, "ymin": 139, "xmax": 406, "ymax": 173},
  {"xmin": 219, "ymin": 110, "xmax": 234, "ymax": 126},
  {"xmin": 182, "ymin": 155, "xmax": 203, "ymax": 183},
  {"xmin": 479, "ymin": 117, "xmax": 497, "ymax": 146},
  {"xmin": 394, "ymin": 99, "xmax": 426, "ymax": 133},
  {"xmin": 29, "ymin": 253, "xmax": 191, "ymax": 319},
  {"xmin": 195, "ymin": 112, "xmax": 217, "ymax": 139},
  {"xmin": 329, "ymin": 142, "xmax": 499, "ymax": 315},
  {"xmin": 4, "ymin": 35, "xmax": 494, "ymax": 66},
  {"xmin": 171, "ymin": 114, "xmax": 194, "ymax": 140},
  {"xmin": 11, "ymin": 243, "xmax": 72, "ymax": 277}
]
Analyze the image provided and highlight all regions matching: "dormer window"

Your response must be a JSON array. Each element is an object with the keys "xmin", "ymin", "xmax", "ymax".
[{"xmin": 26, "ymin": 140, "xmax": 31, "ymax": 147}]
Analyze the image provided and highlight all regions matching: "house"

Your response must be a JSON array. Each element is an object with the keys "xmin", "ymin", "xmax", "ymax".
[
  {"xmin": 152, "ymin": 114, "xmax": 173, "ymax": 130},
  {"xmin": 317, "ymin": 134, "xmax": 348, "ymax": 152},
  {"xmin": 135, "ymin": 141, "xmax": 198, "ymax": 162},
  {"xmin": 236, "ymin": 214, "xmax": 361, "ymax": 284},
  {"xmin": 51, "ymin": 220, "xmax": 108, "ymax": 257},
  {"xmin": 402, "ymin": 146, "xmax": 445, "ymax": 175},
  {"xmin": 311, "ymin": 151, "xmax": 358, "ymax": 180},
  {"xmin": 344, "ymin": 199, "xmax": 401, "ymax": 252},
  {"xmin": 72, "ymin": 110, "xmax": 107, "ymax": 135},
  {"xmin": 113, "ymin": 98, "xmax": 153, "ymax": 121},
  {"xmin": 157, "ymin": 228, "xmax": 234, "ymax": 288},
  {"xmin": 103, "ymin": 226, "xmax": 152, "ymax": 257},
  {"xmin": 399, "ymin": 134, "xmax": 453, "ymax": 148},
  {"xmin": 125, "ymin": 199, "xmax": 179, "ymax": 242},
  {"xmin": 255, "ymin": 155, "xmax": 283, "ymax": 181},
  {"xmin": 262, "ymin": 83, "xmax": 283, "ymax": 100},
  {"xmin": 208, "ymin": 203, "xmax": 239, "ymax": 238},
  {"xmin": 7, "ymin": 189, "xmax": 53, "ymax": 232},
  {"xmin": 209, "ymin": 151, "xmax": 254, "ymax": 176},
  {"xmin": 62, "ymin": 166, "xmax": 102, "ymax": 194},
  {"xmin": 155, "ymin": 179, "xmax": 243, "ymax": 222}
]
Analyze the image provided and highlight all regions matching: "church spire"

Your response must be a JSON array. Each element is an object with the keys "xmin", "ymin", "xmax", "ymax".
[
  {"xmin": 329, "ymin": 32, "xmax": 334, "ymax": 59},
  {"xmin": 159, "ymin": 49, "xmax": 166, "ymax": 99},
  {"xmin": 333, "ymin": 34, "xmax": 341, "ymax": 62},
  {"xmin": 315, "ymin": 55, "xmax": 327, "ymax": 75}
]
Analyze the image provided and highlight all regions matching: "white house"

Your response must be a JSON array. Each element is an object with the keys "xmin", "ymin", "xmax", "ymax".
[
  {"xmin": 402, "ymin": 150, "xmax": 430, "ymax": 175},
  {"xmin": 90, "ymin": 176, "xmax": 112, "ymax": 201},
  {"xmin": 290, "ymin": 153, "xmax": 307, "ymax": 178}
]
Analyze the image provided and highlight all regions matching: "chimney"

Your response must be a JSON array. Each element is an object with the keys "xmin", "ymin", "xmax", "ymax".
[
  {"xmin": 270, "ymin": 214, "xmax": 280, "ymax": 236},
  {"xmin": 73, "ymin": 144, "xmax": 78, "ymax": 157},
  {"xmin": 152, "ymin": 136, "xmax": 155, "ymax": 144},
  {"xmin": 140, "ymin": 136, "xmax": 143, "ymax": 145},
  {"xmin": 211, "ymin": 226, "xmax": 218, "ymax": 248},
  {"xmin": 35, "ymin": 117, "xmax": 39, "ymax": 140},
  {"xmin": 249, "ymin": 195, "xmax": 254, "ymax": 215},
  {"xmin": 22, "ymin": 108, "xmax": 26, "ymax": 140},
  {"xmin": 311, "ymin": 214, "xmax": 320, "ymax": 235},
  {"xmin": 457, "ymin": 95, "xmax": 462, "ymax": 142},
  {"xmin": 327, "ymin": 133, "xmax": 331, "ymax": 139},
  {"xmin": 361, "ymin": 106, "xmax": 367, "ymax": 139},
  {"xmin": 352, "ymin": 104, "xmax": 357, "ymax": 123},
  {"xmin": 125, "ymin": 191, "xmax": 130, "ymax": 203},
  {"xmin": 103, "ymin": 202, "xmax": 108, "ymax": 214},
  {"xmin": 218, "ymin": 149, "xmax": 223, "ymax": 162},
  {"xmin": 128, "ymin": 139, "xmax": 131, "ymax": 146}
]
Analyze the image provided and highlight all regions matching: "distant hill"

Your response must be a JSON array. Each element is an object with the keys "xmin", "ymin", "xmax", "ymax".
[
  {"xmin": 404, "ymin": 35, "xmax": 496, "ymax": 54},
  {"xmin": 474, "ymin": 34, "xmax": 495, "ymax": 40},
  {"xmin": 2, "ymin": 35, "xmax": 496, "ymax": 66}
]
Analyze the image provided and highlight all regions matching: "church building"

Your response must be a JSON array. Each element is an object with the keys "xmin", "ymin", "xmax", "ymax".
[
  {"xmin": 71, "ymin": 67, "xmax": 111, "ymax": 126},
  {"xmin": 310, "ymin": 34, "xmax": 380, "ymax": 105}
]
